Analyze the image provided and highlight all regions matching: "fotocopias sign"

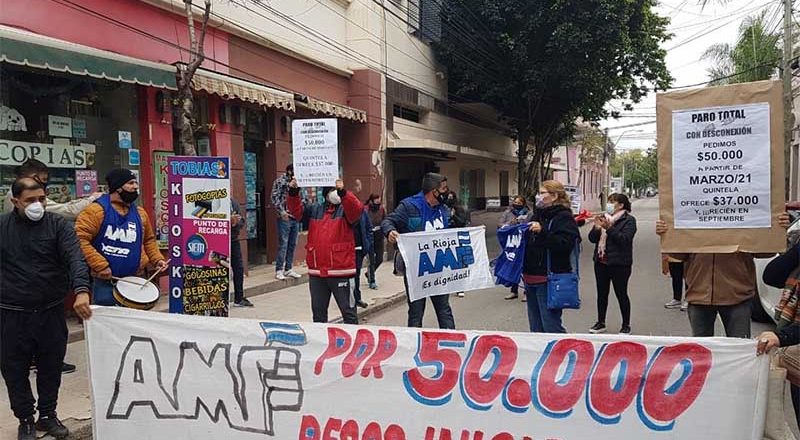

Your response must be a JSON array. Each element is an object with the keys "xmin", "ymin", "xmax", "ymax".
[{"xmin": 86, "ymin": 307, "xmax": 768, "ymax": 440}]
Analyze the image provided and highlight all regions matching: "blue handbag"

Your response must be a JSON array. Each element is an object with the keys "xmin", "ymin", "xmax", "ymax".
[{"xmin": 545, "ymin": 220, "xmax": 581, "ymax": 310}]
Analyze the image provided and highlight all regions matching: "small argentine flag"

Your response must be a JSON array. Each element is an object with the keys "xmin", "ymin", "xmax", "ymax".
[{"xmin": 260, "ymin": 322, "xmax": 307, "ymax": 346}]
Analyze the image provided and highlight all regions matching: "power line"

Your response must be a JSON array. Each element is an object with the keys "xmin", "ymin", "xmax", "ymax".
[{"xmin": 666, "ymin": 3, "xmax": 773, "ymax": 52}]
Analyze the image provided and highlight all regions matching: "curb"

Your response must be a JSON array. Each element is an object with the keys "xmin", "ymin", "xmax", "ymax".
[{"xmin": 330, "ymin": 291, "xmax": 407, "ymax": 324}]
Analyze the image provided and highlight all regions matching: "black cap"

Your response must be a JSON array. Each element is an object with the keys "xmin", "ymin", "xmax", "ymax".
[
  {"xmin": 106, "ymin": 168, "xmax": 136, "ymax": 193},
  {"xmin": 421, "ymin": 172, "xmax": 446, "ymax": 193}
]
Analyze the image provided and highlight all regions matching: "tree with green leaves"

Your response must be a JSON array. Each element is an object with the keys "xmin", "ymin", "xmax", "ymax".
[
  {"xmin": 610, "ymin": 148, "xmax": 658, "ymax": 195},
  {"xmin": 702, "ymin": 11, "xmax": 781, "ymax": 86},
  {"xmin": 436, "ymin": 0, "xmax": 672, "ymax": 197}
]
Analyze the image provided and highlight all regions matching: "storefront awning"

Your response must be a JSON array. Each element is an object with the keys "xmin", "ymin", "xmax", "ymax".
[
  {"xmin": 0, "ymin": 25, "xmax": 177, "ymax": 90},
  {"xmin": 306, "ymin": 97, "xmax": 367, "ymax": 123},
  {"xmin": 191, "ymin": 68, "xmax": 295, "ymax": 111}
]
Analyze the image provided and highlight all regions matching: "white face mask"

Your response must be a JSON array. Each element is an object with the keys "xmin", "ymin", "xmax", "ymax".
[
  {"xmin": 606, "ymin": 204, "xmax": 616, "ymax": 215},
  {"xmin": 24, "ymin": 201, "xmax": 45, "ymax": 222},
  {"xmin": 327, "ymin": 191, "xmax": 341, "ymax": 205},
  {"xmin": 534, "ymin": 194, "xmax": 545, "ymax": 208}
]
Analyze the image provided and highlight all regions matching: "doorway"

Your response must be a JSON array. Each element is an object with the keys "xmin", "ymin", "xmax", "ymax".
[{"xmin": 244, "ymin": 110, "xmax": 269, "ymax": 266}]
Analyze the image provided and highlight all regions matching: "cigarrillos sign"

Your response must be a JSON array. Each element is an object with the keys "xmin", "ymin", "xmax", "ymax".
[{"xmin": 167, "ymin": 156, "xmax": 231, "ymax": 316}]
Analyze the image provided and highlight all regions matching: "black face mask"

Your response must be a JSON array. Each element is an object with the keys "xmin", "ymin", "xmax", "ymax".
[
  {"xmin": 119, "ymin": 190, "xmax": 139, "ymax": 204},
  {"xmin": 370, "ymin": 203, "xmax": 381, "ymax": 211},
  {"xmin": 436, "ymin": 192, "xmax": 449, "ymax": 205}
]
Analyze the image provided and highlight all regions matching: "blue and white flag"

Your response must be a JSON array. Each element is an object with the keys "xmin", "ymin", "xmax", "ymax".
[
  {"xmin": 494, "ymin": 223, "xmax": 529, "ymax": 288},
  {"xmin": 396, "ymin": 226, "xmax": 494, "ymax": 301}
]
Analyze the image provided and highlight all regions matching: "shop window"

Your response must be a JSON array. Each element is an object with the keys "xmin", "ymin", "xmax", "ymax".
[
  {"xmin": 0, "ymin": 66, "xmax": 141, "ymax": 211},
  {"xmin": 393, "ymin": 104, "xmax": 421, "ymax": 123}
]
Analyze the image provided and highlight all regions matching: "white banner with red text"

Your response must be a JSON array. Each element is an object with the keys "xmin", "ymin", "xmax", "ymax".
[
  {"xmin": 396, "ymin": 226, "xmax": 495, "ymax": 301},
  {"xmin": 85, "ymin": 307, "xmax": 768, "ymax": 440}
]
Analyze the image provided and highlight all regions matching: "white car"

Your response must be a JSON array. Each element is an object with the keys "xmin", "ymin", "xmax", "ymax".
[{"xmin": 752, "ymin": 208, "xmax": 800, "ymax": 324}]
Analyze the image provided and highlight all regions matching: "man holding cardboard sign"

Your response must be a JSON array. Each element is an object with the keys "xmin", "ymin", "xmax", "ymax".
[{"xmin": 656, "ymin": 80, "xmax": 791, "ymax": 337}]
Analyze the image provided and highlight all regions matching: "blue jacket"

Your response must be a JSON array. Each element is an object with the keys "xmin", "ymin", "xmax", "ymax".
[{"xmin": 382, "ymin": 192, "xmax": 450, "ymax": 274}]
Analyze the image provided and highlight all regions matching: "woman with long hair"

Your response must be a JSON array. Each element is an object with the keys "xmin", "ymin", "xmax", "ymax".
[
  {"xmin": 522, "ymin": 180, "xmax": 580, "ymax": 333},
  {"xmin": 588, "ymin": 193, "xmax": 637, "ymax": 335}
]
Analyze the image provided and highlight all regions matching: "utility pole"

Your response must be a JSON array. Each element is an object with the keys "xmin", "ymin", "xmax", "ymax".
[
  {"xmin": 602, "ymin": 128, "xmax": 610, "ymax": 211},
  {"xmin": 783, "ymin": 0, "xmax": 793, "ymax": 199}
]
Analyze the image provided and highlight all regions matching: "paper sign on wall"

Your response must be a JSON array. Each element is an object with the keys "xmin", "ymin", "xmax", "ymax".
[
  {"xmin": 75, "ymin": 170, "xmax": 97, "ymax": 197},
  {"xmin": 72, "ymin": 119, "xmax": 87, "ymax": 139},
  {"xmin": 48, "ymin": 115, "xmax": 72, "ymax": 137},
  {"xmin": 292, "ymin": 118, "xmax": 338, "ymax": 187},
  {"xmin": 118, "ymin": 131, "xmax": 132, "ymax": 149},
  {"xmin": 128, "ymin": 148, "xmax": 140, "ymax": 166},
  {"xmin": 85, "ymin": 306, "xmax": 770, "ymax": 440}
]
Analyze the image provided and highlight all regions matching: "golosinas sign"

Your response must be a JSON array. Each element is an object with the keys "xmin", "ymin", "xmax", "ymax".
[{"xmin": 86, "ymin": 307, "xmax": 769, "ymax": 440}]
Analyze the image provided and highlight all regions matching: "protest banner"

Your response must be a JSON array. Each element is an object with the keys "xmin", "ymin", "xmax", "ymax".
[
  {"xmin": 292, "ymin": 118, "xmax": 338, "ymax": 187},
  {"xmin": 396, "ymin": 226, "xmax": 495, "ymax": 301},
  {"xmin": 656, "ymin": 80, "xmax": 786, "ymax": 253},
  {"xmin": 168, "ymin": 156, "xmax": 231, "ymax": 316},
  {"xmin": 86, "ymin": 306, "xmax": 768, "ymax": 440}
]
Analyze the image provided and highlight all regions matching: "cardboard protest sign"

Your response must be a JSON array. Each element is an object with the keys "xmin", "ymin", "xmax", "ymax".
[
  {"xmin": 292, "ymin": 118, "xmax": 339, "ymax": 187},
  {"xmin": 657, "ymin": 80, "xmax": 786, "ymax": 253},
  {"xmin": 396, "ymin": 226, "xmax": 495, "ymax": 301},
  {"xmin": 86, "ymin": 307, "xmax": 769, "ymax": 440},
  {"xmin": 167, "ymin": 157, "xmax": 231, "ymax": 316}
]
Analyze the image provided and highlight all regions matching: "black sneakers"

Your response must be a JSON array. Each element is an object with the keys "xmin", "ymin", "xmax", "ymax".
[
  {"xmin": 36, "ymin": 415, "xmax": 69, "ymax": 439},
  {"xmin": 61, "ymin": 362, "xmax": 77, "ymax": 374},
  {"xmin": 233, "ymin": 298, "xmax": 254, "ymax": 307},
  {"xmin": 17, "ymin": 418, "xmax": 35, "ymax": 440},
  {"xmin": 620, "ymin": 326, "xmax": 632, "ymax": 335},
  {"xmin": 589, "ymin": 322, "xmax": 607, "ymax": 334}
]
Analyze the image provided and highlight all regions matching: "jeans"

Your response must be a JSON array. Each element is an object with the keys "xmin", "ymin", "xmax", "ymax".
[
  {"xmin": 687, "ymin": 301, "xmax": 751, "ymax": 338},
  {"xmin": 0, "ymin": 307, "xmax": 67, "ymax": 420},
  {"xmin": 594, "ymin": 263, "xmax": 632, "ymax": 327},
  {"xmin": 92, "ymin": 279, "xmax": 116, "ymax": 306},
  {"xmin": 230, "ymin": 239, "xmax": 244, "ymax": 303},
  {"xmin": 668, "ymin": 262, "xmax": 685, "ymax": 301},
  {"xmin": 309, "ymin": 276, "xmax": 358, "ymax": 324},
  {"xmin": 404, "ymin": 276, "xmax": 455, "ymax": 329},
  {"xmin": 276, "ymin": 218, "xmax": 299, "ymax": 272},
  {"xmin": 525, "ymin": 283, "xmax": 565, "ymax": 333}
]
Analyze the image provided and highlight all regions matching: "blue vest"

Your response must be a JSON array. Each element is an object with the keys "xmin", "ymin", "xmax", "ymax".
[
  {"xmin": 494, "ymin": 223, "xmax": 529, "ymax": 287},
  {"xmin": 91, "ymin": 195, "xmax": 143, "ymax": 277},
  {"xmin": 407, "ymin": 192, "xmax": 449, "ymax": 231}
]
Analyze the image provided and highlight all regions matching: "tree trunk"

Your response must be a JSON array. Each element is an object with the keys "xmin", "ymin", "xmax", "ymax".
[
  {"xmin": 177, "ymin": 73, "xmax": 197, "ymax": 156},
  {"xmin": 516, "ymin": 130, "xmax": 530, "ymax": 198}
]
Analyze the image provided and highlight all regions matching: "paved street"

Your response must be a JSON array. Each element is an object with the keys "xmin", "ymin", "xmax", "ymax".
[{"xmin": 365, "ymin": 198, "xmax": 774, "ymax": 338}]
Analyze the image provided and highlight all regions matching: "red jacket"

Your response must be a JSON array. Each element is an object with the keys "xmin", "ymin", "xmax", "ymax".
[{"xmin": 288, "ymin": 190, "xmax": 362, "ymax": 277}]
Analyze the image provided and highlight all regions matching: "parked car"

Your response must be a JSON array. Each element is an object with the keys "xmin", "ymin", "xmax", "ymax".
[{"xmin": 752, "ymin": 202, "xmax": 800, "ymax": 323}]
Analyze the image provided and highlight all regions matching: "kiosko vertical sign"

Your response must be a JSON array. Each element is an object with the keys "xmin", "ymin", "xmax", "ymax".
[
  {"xmin": 168, "ymin": 157, "xmax": 231, "ymax": 316},
  {"xmin": 672, "ymin": 103, "xmax": 771, "ymax": 228}
]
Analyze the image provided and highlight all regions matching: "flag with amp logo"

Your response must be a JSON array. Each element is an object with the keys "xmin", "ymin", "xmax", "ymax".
[{"xmin": 396, "ymin": 226, "xmax": 495, "ymax": 301}]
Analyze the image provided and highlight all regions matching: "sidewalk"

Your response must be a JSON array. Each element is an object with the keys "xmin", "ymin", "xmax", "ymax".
[{"xmin": 0, "ymin": 264, "xmax": 406, "ymax": 440}]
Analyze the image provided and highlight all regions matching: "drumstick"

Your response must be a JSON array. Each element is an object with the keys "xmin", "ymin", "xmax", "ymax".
[
  {"xmin": 111, "ymin": 276, "xmax": 146, "ymax": 287},
  {"xmin": 140, "ymin": 259, "xmax": 170, "ymax": 289}
]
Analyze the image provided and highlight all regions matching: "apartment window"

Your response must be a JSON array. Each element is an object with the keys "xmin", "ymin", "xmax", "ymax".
[
  {"xmin": 393, "ymin": 104, "xmax": 421, "ymax": 123},
  {"xmin": 407, "ymin": 0, "xmax": 420, "ymax": 34}
]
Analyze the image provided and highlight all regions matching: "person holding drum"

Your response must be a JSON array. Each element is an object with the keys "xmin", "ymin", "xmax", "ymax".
[
  {"xmin": 75, "ymin": 168, "xmax": 168, "ymax": 307},
  {"xmin": 1, "ymin": 177, "xmax": 92, "ymax": 440}
]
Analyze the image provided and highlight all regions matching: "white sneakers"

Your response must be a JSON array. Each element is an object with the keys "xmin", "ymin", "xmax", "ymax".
[{"xmin": 276, "ymin": 270, "xmax": 301, "ymax": 280}]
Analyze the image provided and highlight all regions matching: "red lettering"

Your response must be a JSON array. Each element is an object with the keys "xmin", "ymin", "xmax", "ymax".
[
  {"xmin": 490, "ymin": 434, "xmax": 514, "ymax": 440},
  {"xmin": 461, "ymin": 335, "xmax": 518, "ymax": 409},
  {"xmin": 322, "ymin": 417, "xmax": 342, "ymax": 440},
  {"xmin": 403, "ymin": 332, "xmax": 467, "ymax": 405},
  {"xmin": 587, "ymin": 342, "xmax": 648, "ymax": 424},
  {"xmin": 363, "ymin": 422, "xmax": 383, "ymax": 440},
  {"xmin": 384, "ymin": 424, "xmax": 406, "ymax": 440},
  {"xmin": 533, "ymin": 339, "xmax": 594, "ymax": 417},
  {"xmin": 342, "ymin": 329, "xmax": 376, "ymax": 378},
  {"xmin": 361, "ymin": 329, "xmax": 398, "ymax": 379},
  {"xmin": 315, "ymin": 327, "xmax": 352, "ymax": 375},
  {"xmin": 299, "ymin": 415, "xmax": 320, "ymax": 440},
  {"xmin": 340, "ymin": 419, "xmax": 359, "ymax": 440},
  {"xmin": 639, "ymin": 343, "xmax": 712, "ymax": 429}
]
